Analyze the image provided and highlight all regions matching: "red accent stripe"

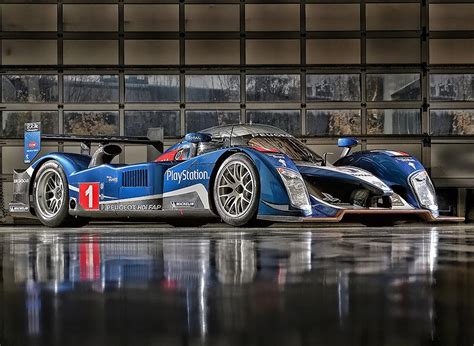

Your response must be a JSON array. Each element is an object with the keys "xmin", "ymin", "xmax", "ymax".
[{"xmin": 155, "ymin": 150, "xmax": 177, "ymax": 162}]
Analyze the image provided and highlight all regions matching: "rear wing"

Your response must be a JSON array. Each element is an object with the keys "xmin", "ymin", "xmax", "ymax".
[{"xmin": 24, "ymin": 122, "xmax": 164, "ymax": 164}]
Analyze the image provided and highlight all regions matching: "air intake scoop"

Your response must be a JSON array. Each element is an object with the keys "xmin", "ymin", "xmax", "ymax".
[{"xmin": 88, "ymin": 144, "xmax": 122, "ymax": 168}]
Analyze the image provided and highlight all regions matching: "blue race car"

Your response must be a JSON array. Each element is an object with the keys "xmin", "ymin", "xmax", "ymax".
[{"xmin": 9, "ymin": 123, "xmax": 463, "ymax": 227}]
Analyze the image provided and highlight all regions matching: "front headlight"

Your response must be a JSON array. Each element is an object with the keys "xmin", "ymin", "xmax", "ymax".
[
  {"xmin": 409, "ymin": 170, "xmax": 438, "ymax": 214},
  {"xmin": 277, "ymin": 167, "xmax": 311, "ymax": 214}
]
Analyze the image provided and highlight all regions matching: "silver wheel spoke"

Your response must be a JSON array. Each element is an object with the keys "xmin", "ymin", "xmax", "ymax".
[{"xmin": 217, "ymin": 161, "xmax": 255, "ymax": 218}]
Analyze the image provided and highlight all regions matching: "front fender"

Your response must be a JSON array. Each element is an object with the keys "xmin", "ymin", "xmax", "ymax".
[{"xmin": 335, "ymin": 151, "xmax": 428, "ymax": 209}]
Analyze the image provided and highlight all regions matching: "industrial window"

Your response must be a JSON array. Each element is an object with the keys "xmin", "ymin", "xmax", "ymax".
[
  {"xmin": 306, "ymin": 4, "xmax": 360, "ymax": 31},
  {"xmin": 366, "ymin": 39, "xmax": 420, "ymax": 64},
  {"xmin": 125, "ymin": 111, "xmax": 180, "ymax": 137},
  {"xmin": 185, "ymin": 75, "xmax": 240, "ymax": 103},
  {"xmin": 367, "ymin": 74, "xmax": 421, "ymax": 102},
  {"xmin": 306, "ymin": 110, "xmax": 361, "ymax": 136},
  {"xmin": 64, "ymin": 75, "xmax": 119, "ymax": 103},
  {"xmin": 366, "ymin": 4, "xmax": 420, "ymax": 31},
  {"xmin": 430, "ymin": 75, "xmax": 474, "ymax": 102},
  {"xmin": 430, "ymin": 40, "xmax": 474, "ymax": 65},
  {"xmin": 125, "ymin": 75, "xmax": 179, "ymax": 103},
  {"xmin": 246, "ymin": 40, "xmax": 300, "ymax": 65},
  {"xmin": 430, "ymin": 110, "xmax": 474, "ymax": 136},
  {"xmin": 306, "ymin": 74, "xmax": 360, "ymax": 102},
  {"xmin": 64, "ymin": 111, "xmax": 119, "ymax": 136},
  {"xmin": 63, "ymin": 5, "xmax": 118, "ymax": 32},
  {"xmin": 1, "ymin": 111, "xmax": 58, "ymax": 138},
  {"xmin": 124, "ymin": 40, "xmax": 179, "ymax": 65},
  {"xmin": 1, "ymin": 4, "xmax": 57, "ymax": 32},
  {"xmin": 247, "ymin": 110, "xmax": 300, "ymax": 136},
  {"xmin": 124, "ymin": 5, "xmax": 179, "ymax": 32},
  {"xmin": 185, "ymin": 5, "xmax": 240, "ymax": 32},
  {"xmin": 306, "ymin": 39, "xmax": 360, "ymax": 65},
  {"xmin": 185, "ymin": 111, "xmax": 240, "ymax": 133},
  {"xmin": 2, "ymin": 75, "xmax": 58, "ymax": 103},
  {"xmin": 185, "ymin": 40, "xmax": 240, "ymax": 65},
  {"xmin": 246, "ymin": 75, "xmax": 300, "ymax": 102},
  {"xmin": 430, "ymin": 4, "xmax": 474, "ymax": 31},
  {"xmin": 367, "ymin": 109, "xmax": 421, "ymax": 135},
  {"xmin": 63, "ymin": 40, "xmax": 118, "ymax": 65},
  {"xmin": 2, "ymin": 40, "xmax": 57, "ymax": 65},
  {"xmin": 245, "ymin": 5, "xmax": 300, "ymax": 32}
]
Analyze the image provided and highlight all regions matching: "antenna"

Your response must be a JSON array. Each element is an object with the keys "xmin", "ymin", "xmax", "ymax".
[{"xmin": 229, "ymin": 125, "xmax": 234, "ymax": 147}]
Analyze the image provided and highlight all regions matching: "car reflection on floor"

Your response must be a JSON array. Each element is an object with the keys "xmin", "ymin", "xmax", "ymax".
[{"xmin": 0, "ymin": 226, "xmax": 473, "ymax": 346}]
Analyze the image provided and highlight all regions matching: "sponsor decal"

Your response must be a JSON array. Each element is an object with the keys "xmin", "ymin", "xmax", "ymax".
[
  {"xmin": 106, "ymin": 176, "xmax": 118, "ymax": 183},
  {"xmin": 13, "ymin": 178, "xmax": 29, "ymax": 184},
  {"xmin": 175, "ymin": 149, "xmax": 183, "ymax": 161},
  {"xmin": 166, "ymin": 169, "xmax": 209, "ymax": 184},
  {"xmin": 9, "ymin": 205, "xmax": 29, "ymax": 213},
  {"xmin": 171, "ymin": 201, "xmax": 195, "ymax": 208},
  {"xmin": 278, "ymin": 159, "xmax": 287, "ymax": 167},
  {"xmin": 28, "ymin": 141, "xmax": 37, "ymax": 149},
  {"xmin": 79, "ymin": 183, "xmax": 100, "ymax": 210},
  {"xmin": 24, "ymin": 122, "xmax": 41, "ymax": 164},
  {"xmin": 101, "ymin": 204, "xmax": 162, "ymax": 211}
]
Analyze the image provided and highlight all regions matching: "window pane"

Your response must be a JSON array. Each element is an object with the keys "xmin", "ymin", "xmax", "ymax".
[
  {"xmin": 63, "ymin": 40, "xmax": 118, "ymax": 65},
  {"xmin": 2, "ymin": 40, "xmax": 57, "ymax": 65},
  {"xmin": 430, "ymin": 74, "xmax": 474, "ymax": 102},
  {"xmin": 366, "ymin": 4, "xmax": 420, "ymax": 31},
  {"xmin": 368, "ymin": 109, "xmax": 421, "ymax": 135},
  {"xmin": 1, "ymin": 4, "xmax": 57, "ymax": 31},
  {"xmin": 124, "ymin": 5, "xmax": 179, "ymax": 32},
  {"xmin": 367, "ymin": 74, "xmax": 421, "ymax": 101},
  {"xmin": 247, "ymin": 110, "xmax": 300, "ymax": 135},
  {"xmin": 64, "ymin": 111, "xmax": 119, "ymax": 136},
  {"xmin": 185, "ymin": 40, "xmax": 240, "ymax": 65},
  {"xmin": 246, "ymin": 75, "xmax": 300, "ymax": 102},
  {"xmin": 246, "ymin": 40, "xmax": 300, "ymax": 65},
  {"xmin": 185, "ymin": 111, "xmax": 240, "ymax": 133},
  {"xmin": 1, "ymin": 111, "xmax": 58, "ymax": 138},
  {"xmin": 125, "ymin": 75, "xmax": 179, "ymax": 102},
  {"xmin": 431, "ymin": 110, "xmax": 474, "ymax": 136},
  {"xmin": 185, "ymin": 75, "xmax": 240, "ymax": 102},
  {"xmin": 306, "ymin": 74, "xmax": 360, "ymax": 102},
  {"xmin": 124, "ymin": 40, "xmax": 179, "ymax": 65},
  {"xmin": 186, "ymin": 5, "xmax": 239, "ymax": 32},
  {"xmin": 2, "ymin": 75, "xmax": 58, "ymax": 103},
  {"xmin": 306, "ymin": 4, "xmax": 359, "ymax": 31},
  {"xmin": 63, "ymin": 5, "xmax": 118, "ymax": 32},
  {"xmin": 306, "ymin": 110, "xmax": 361, "ymax": 136},
  {"xmin": 306, "ymin": 39, "xmax": 360, "ymax": 65},
  {"xmin": 430, "ymin": 4, "xmax": 474, "ymax": 31},
  {"xmin": 125, "ymin": 111, "xmax": 180, "ymax": 137},
  {"xmin": 367, "ymin": 39, "xmax": 420, "ymax": 64},
  {"xmin": 246, "ymin": 5, "xmax": 299, "ymax": 31},
  {"xmin": 64, "ymin": 75, "xmax": 119, "ymax": 103}
]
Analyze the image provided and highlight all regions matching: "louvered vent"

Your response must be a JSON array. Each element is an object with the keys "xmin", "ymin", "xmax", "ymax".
[{"xmin": 122, "ymin": 169, "xmax": 148, "ymax": 187}]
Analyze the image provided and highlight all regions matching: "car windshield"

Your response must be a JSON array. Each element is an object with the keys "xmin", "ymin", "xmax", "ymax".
[{"xmin": 248, "ymin": 136, "xmax": 323, "ymax": 163}]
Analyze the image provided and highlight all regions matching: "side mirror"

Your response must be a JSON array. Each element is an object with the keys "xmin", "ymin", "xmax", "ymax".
[
  {"xmin": 184, "ymin": 132, "xmax": 212, "ymax": 143},
  {"xmin": 337, "ymin": 137, "xmax": 359, "ymax": 158}
]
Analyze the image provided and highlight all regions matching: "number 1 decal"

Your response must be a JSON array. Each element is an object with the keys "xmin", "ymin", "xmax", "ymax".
[{"xmin": 79, "ymin": 183, "xmax": 99, "ymax": 210}]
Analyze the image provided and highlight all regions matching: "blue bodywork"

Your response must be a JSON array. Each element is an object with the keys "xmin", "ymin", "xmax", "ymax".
[{"xmin": 10, "ymin": 124, "xmax": 442, "ymax": 224}]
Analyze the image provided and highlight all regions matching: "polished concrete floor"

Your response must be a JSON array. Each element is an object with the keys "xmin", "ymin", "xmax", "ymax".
[{"xmin": 0, "ymin": 223, "xmax": 473, "ymax": 346}]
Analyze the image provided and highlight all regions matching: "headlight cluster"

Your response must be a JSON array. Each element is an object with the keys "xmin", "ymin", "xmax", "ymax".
[
  {"xmin": 410, "ymin": 170, "xmax": 438, "ymax": 215},
  {"xmin": 277, "ymin": 167, "xmax": 311, "ymax": 214}
]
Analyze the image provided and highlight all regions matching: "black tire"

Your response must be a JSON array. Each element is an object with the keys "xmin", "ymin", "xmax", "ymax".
[
  {"xmin": 213, "ymin": 153, "xmax": 260, "ymax": 226},
  {"xmin": 32, "ymin": 160, "xmax": 73, "ymax": 227}
]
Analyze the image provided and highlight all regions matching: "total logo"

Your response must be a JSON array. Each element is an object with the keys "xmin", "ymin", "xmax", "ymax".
[{"xmin": 166, "ymin": 169, "xmax": 209, "ymax": 183}]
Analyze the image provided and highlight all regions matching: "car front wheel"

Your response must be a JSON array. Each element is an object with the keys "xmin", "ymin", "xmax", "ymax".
[{"xmin": 213, "ymin": 153, "xmax": 260, "ymax": 226}]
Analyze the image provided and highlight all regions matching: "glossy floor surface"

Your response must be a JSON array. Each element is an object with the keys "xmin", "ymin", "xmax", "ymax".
[{"xmin": 0, "ymin": 224, "xmax": 473, "ymax": 346}]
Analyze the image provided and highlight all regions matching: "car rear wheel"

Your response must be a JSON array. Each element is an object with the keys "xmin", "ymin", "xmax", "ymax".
[
  {"xmin": 33, "ymin": 160, "xmax": 73, "ymax": 227},
  {"xmin": 213, "ymin": 154, "xmax": 260, "ymax": 226}
]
